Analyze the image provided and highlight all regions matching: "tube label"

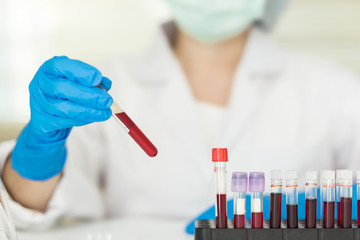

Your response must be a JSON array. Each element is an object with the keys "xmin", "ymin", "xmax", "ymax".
[
  {"xmin": 236, "ymin": 199, "xmax": 246, "ymax": 215},
  {"xmin": 251, "ymin": 198, "xmax": 262, "ymax": 213}
]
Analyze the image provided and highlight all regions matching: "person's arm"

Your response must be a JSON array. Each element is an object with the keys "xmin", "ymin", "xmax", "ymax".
[
  {"xmin": 1, "ymin": 56, "xmax": 113, "ymax": 213},
  {"xmin": 2, "ymin": 155, "xmax": 60, "ymax": 212}
]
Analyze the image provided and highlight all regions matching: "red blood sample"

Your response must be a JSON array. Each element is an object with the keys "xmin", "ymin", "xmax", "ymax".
[
  {"xmin": 287, "ymin": 204, "xmax": 298, "ymax": 228},
  {"xmin": 340, "ymin": 197, "xmax": 352, "ymax": 228},
  {"xmin": 234, "ymin": 214, "xmax": 245, "ymax": 229},
  {"xmin": 323, "ymin": 201, "xmax": 335, "ymax": 228},
  {"xmin": 251, "ymin": 212, "xmax": 263, "ymax": 228},
  {"xmin": 216, "ymin": 194, "xmax": 227, "ymax": 228},
  {"xmin": 305, "ymin": 199, "xmax": 317, "ymax": 228},
  {"xmin": 270, "ymin": 193, "xmax": 282, "ymax": 228},
  {"xmin": 115, "ymin": 112, "xmax": 158, "ymax": 157},
  {"xmin": 337, "ymin": 202, "xmax": 341, "ymax": 227},
  {"xmin": 358, "ymin": 200, "xmax": 360, "ymax": 227}
]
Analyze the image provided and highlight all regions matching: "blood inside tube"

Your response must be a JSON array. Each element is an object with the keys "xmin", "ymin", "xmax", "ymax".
[
  {"xmin": 234, "ymin": 214, "xmax": 245, "ymax": 229},
  {"xmin": 251, "ymin": 212, "xmax": 263, "ymax": 228},
  {"xmin": 340, "ymin": 197, "xmax": 352, "ymax": 228},
  {"xmin": 216, "ymin": 194, "xmax": 227, "ymax": 228},
  {"xmin": 323, "ymin": 201, "xmax": 335, "ymax": 228},
  {"xmin": 358, "ymin": 200, "xmax": 360, "ymax": 227},
  {"xmin": 270, "ymin": 193, "xmax": 281, "ymax": 228},
  {"xmin": 287, "ymin": 204, "xmax": 298, "ymax": 228},
  {"xmin": 115, "ymin": 112, "xmax": 158, "ymax": 157},
  {"xmin": 337, "ymin": 201, "xmax": 341, "ymax": 227},
  {"xmin": 305, "ymin": 198, "xmax": 317, "ymax": 228}
]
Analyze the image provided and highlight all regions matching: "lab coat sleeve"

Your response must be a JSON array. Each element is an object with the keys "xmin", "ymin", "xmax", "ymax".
[{"xmin": 0, "ymin": 122, "xmax": 108, "ymax": 230}]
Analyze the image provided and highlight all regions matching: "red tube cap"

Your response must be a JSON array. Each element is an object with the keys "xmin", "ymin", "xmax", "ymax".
[{"xmin": 212, "ymin": 148, "xmax": 228, "ymax": 162}]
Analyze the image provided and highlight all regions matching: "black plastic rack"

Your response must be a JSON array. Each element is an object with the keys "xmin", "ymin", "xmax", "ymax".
[{"xmin": 195, "ymin": 220, "xmax": 360, "ymax": 240}]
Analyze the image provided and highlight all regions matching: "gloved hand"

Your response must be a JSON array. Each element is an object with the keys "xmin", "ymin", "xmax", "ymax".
[{"xmin": 11, "ymin": 56, "xmax": 113, "ymax": 181}]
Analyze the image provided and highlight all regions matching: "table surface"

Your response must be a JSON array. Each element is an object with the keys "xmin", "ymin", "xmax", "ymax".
[{"xmin": 17, "ymin": 216, "xmax": 194, "ymax": 240}]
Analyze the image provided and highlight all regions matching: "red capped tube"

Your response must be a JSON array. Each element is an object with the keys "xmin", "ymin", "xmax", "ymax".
[{"xmin": 213, "ymin": 148, "xmax": 228, "ymax": 228}]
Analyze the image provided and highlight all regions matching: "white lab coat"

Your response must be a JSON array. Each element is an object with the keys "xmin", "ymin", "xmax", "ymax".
[{"xmin": 1, "ymin": 26, "xmax": 360, "ymax": 230}]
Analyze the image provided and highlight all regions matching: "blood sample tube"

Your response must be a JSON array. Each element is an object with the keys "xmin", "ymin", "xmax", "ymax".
[
  {"xmin": 98, "ymin": 86, "xmax": 158, "ymax": 157},
  {"xmin": 340, "ymin": 170, "xmax": 352, "ymax": 228},
  {"xmin": 336, "ymin": 169, "xmax": 344, "ymax": 227},
  {"xmin": 322, "ymin": 170, "xmax": 335, "ymax": 228},
  {"xmin": 305, "ymin": 171, "xmax": 317, "ymax": 228},
  {"xmin": 320, "ymin": 170, "xmax": 324, "ymax": 221},
  {"xmin": 212, "ymin": 148, "xmax": 228, "ymax": 228},
  {"xmin": 249, "ymin": 172, "xmax": 265, "ymax": 229},
  {"xmin": 357, "ymin": 171, "xmax": 360, "ymax": 228},
  {"xmin": 286, "ymin": 170, "xmax": 298, "ymax": 228},
  {"xmin": 232, "ymin": 172, "xmax": 247, "ymax": 229},
  {"xmin": 270, "ymin": 170, "xmax": 282, "ymax": 229}
]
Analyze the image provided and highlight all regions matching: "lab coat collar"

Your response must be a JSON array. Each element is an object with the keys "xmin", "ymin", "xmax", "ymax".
[
  {"xmin": 220, "ymin": 28, "xmax": 285, "ymax": 148},
  {"xmin": 150, "ymin": 23, "xmax": 210, "ymax": 169},
  {"xmin": 242, "ymin": 28, "xmax": 284, "ymax": 76}
]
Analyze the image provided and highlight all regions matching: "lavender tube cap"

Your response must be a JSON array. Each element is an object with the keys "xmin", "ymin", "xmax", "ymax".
[
  {"xmin": 232, "ymin": 172, "xmax": 247, "ymax": 193},
  {"xmin": 249, "ymin": 172, "xmax": 265, "ymax": 192}
]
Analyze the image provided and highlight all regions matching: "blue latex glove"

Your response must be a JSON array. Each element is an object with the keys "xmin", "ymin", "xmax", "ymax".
[
  {"xmin": 185, "ymin": 186, "xmax": 358, "ymax": 234},
  {"xmin": 11, "ymin": 56, "xmax": 113, "ymax": 181}
]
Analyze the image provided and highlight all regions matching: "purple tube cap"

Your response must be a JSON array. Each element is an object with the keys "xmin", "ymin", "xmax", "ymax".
[
  {"xmin": 249, "ymin": 172, "xmax": 265, "ymax": 192},
  {"xmin": 231, "ymin": 172, "xmax": 247, "ymax": 193}
]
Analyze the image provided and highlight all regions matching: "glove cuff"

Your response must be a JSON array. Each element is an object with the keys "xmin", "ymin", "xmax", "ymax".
[{"xmin": 11, "ymin": 124, "xmax": 71, "ymax": 181}]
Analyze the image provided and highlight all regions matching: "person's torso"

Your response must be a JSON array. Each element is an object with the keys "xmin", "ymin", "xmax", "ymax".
[{"xmin": 93, "ymin": 27, "xmax": 358, "ymax": 218}]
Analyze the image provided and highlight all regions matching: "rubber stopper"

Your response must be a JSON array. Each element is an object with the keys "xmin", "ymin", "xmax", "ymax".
[{"xmin": 212, "ymin": 148, "xmax": 228, "ymax": 162}]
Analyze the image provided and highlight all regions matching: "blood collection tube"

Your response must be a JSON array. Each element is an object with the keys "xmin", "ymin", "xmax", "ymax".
[
  {"xmin": 98, "ymin": 86, "xmax": 158, "ymax": 157},
  {"xmin": 340, "ymin": 170, "xmax": 352, "ymax": 228},
  {"xmin": 357, "ymin": 171, "xmax": 360, "ymax": 228},
  {"xmin": 212, "ymin": 148, "xmax": 228, "ymax": 228},
  {"xmin": 320, "ymin": 170, "xmax": 324, "ymax": 221},
  {"xmin": 249, "ymin": 172, "xmax": 265, "ymax": 229},
  {"xmin": 336, "ymin": 169, "xmax": 344, "ymax": 227},
  {"xmin": 286, "ymin": 170, "xmax": 298, "ymax": 228},
  {"xmin": 270, "ymin": 170, "xmax": 282, "ymax": 229},
  {"xmin": 232, "ymin": 172, "xmax": 247, "ymax": 229},
  {"xmin": 305, "ymin": 171, "xmax": 317, "ymax": 228},
  {"xmin": 322, "ymin": 170, "xmax": 335, "ymax": 228}
]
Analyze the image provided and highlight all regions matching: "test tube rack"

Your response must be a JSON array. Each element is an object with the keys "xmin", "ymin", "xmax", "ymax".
[{"xmin": 195, "ymin": 220, "xmax": 360, "ymax": 240}]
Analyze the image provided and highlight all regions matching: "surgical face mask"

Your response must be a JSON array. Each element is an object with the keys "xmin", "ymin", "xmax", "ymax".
[{"xmin": 164, "ymin": 0, "xmax": 267, "ymax": 43}]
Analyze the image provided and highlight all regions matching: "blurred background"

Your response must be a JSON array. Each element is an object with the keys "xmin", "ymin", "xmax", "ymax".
[{"xmin": 0, "ymin": 0, "xmax": 360, "ymax": 141}]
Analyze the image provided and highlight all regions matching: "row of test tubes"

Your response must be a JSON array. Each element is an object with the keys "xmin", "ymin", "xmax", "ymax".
[{"xmin": 212, "ymin": 148, "xmax": 360, "ymax": 229}]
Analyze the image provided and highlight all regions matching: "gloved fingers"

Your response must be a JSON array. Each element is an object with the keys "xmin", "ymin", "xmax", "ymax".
[
  {"xmin": 38, "ymin": 74, "xmax": 113, "ymax": 110},
  {"xmin": 31, "ymin": 110, "xmax": 91, "ymax": 133},
  {"xmin": 100, "ymin": 76, "xmax": 112, "ymax": 91},
  {"xmin": 40, "ymin": 56, "xmax": 103, "ymax": 87},
  {"xmin": 31, "ymin": 87, "xmax": 112, "ymax": 123}
]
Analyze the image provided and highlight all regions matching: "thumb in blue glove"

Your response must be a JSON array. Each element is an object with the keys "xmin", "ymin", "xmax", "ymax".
[{"xmin": 12, "ymin": 56, "xmax": 113, "ymax": 181}]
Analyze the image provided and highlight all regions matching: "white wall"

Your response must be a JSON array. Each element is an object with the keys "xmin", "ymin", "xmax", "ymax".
[
  {"xmin": 273, "ymin": 0, "xmax": 360, "ymax": 74},
  {"xmin": 0, "ymin": 0, "xmax": 359, "ymax": 122}
]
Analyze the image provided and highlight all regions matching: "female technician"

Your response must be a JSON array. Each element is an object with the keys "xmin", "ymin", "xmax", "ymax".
[{"xmin": 1, "ymin": 0, "xmax": 360, "ymax": 231}]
